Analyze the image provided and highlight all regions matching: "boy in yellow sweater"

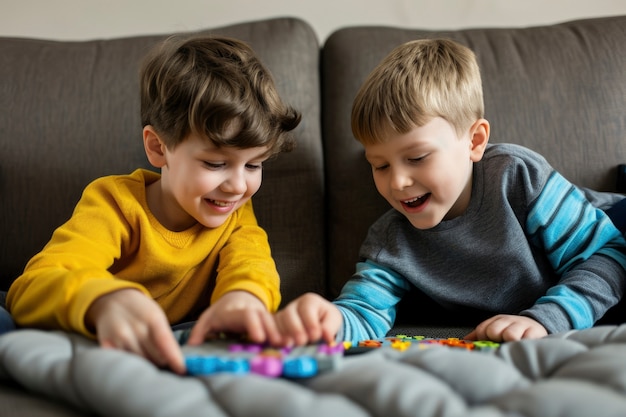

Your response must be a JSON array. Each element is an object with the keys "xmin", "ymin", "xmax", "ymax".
[{"xmin": 6, "ymin": 35, "xmax": 301, "ymax": 374}]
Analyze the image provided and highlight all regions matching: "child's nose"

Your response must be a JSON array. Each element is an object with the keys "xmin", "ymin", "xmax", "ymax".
[
  {"xmin": 390, "ymin": 167, "xmax": 413, "ymax": 190},
  {"xmin": 222, "ymin": 170, "xmax": 247, "ymax": 194}
]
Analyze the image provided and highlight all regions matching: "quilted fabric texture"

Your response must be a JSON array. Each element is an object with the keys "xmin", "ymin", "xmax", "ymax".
[{"xmin": 2, "ymin": 326, "xmax": 626, "ymax": 417}]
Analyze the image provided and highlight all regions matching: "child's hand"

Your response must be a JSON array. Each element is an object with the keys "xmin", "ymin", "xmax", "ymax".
[
  {"xmin": 86, "ymin": 289, "xmax": 186, "ymax": 374},
  {"xmin": 185, "ymin": 291, "xmax": 282, "ymax": 346},
  {"xmin": 274, "ymin": 292, "xmax": 343, "ymax": 346},
  {"xmin": 464, "ymin": 314, "xmax": 548, "ymax": 342}
]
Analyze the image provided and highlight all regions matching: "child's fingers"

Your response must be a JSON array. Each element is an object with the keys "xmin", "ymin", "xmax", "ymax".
[
  {"xmin": 98, "ymin": 322, "xmax": 144, "ymax": 355},
  {"xmin": 241, "ymin": 309, "xmax": 270, "ymax": 343},
  {"xmin": 299, "ymin": 295, "xmax": 343, "ymax": 344},
  {"xmin": 187, "ymin": 308, "xmax": 281, "ymax": 347},
  {"xmin": 256, "ymin": 310, "xmax": 283, "ymax": 346},
  {"xmin": 238, "ymin": 309, "xmax": 284, "ymax": 346},
  {"xmin": 463, "ymin": 329, "xmax": 477, "ymax": 341},
  {"xmin": 147, "ymin": 324, "xmax": 186, "ymax": 374},
  {"xmin": 275, "ymin": 294, "xmax": 341, "ymax": 346},
  {"xmin": 185, "ymin": 317, "xmax": 213, "ymax": 346},
  {"xmin": 297, "ymin": 304, "xmax": 324, "ymax": 343},
  {"xmin": 275, "ymin": 305, "xmax": 309, "ymax": 346},
  {"xmin": 319, "ymin": 308, "xmax": 342, "ymax": 343},
  {"xmin": 99, "ymin": 325, "xmax": 177, "ymax": 372}
]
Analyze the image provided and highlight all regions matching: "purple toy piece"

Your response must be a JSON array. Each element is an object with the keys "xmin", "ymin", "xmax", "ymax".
[
  {"xmin": 318, "ymin": 343, "xmax": 344, "ymax": 355},
  {"xmin": 250, "ymin": 355, "xmax": 283, "ymax": 377}
]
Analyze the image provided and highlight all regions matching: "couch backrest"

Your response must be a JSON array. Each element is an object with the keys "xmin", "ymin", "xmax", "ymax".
[
  {"xmin": 0, "ymin": 17, "xmax": 325, "ymax": 305},
  {"xmin": 322, "ymin": 16, "xmax": 626, "ymax": 317}
]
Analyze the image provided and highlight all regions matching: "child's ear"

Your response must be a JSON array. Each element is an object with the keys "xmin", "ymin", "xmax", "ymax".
[
  {"xmin": 469, "ymin": 118, "xmax": 490, "ymax": 162},
  {"xmin": 143, "ymin": 126, "xmax": 168, "ymax": 168}
]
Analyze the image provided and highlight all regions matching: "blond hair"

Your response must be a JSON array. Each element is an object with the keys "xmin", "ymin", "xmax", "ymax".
[{"xmin": 351, "ymin": 38, "xmax": 483, "ymax": 144}]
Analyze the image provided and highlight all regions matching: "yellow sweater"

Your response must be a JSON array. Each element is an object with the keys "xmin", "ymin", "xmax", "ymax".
[{"xmin": 7, "ymin": 169, "xmax": 281, "ymax": 337}]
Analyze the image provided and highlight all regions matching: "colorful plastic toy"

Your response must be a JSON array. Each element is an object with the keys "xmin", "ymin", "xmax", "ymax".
[
  {"xmin": 183, "ymin": 340, "xmax": 344, "ymax": 379},
  {"xmin": 179, "ymin": 331, "xmax": 500, "ymax": 379},
  {"xmin": 347, "ymin": 335, "xmax": 500, "ymax": 354}
]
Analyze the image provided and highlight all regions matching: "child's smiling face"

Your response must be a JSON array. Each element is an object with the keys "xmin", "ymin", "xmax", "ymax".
[
  {"xmin": 155, "ymin": 133, "xmax": 270, "ymax": 231},
  {"xmin": 364, "ymin": 117, "xmax": 486, "ymax": 229}
]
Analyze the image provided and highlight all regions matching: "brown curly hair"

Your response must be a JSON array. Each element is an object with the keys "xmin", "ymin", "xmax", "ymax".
[{"xmin": 140, "ymin": 35, "xmax": 301, "ymax": 154}]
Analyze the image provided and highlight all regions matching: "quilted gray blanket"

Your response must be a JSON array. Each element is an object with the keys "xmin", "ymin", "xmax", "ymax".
[{"xmin": 1, "ymin": 325, "xmax": 626, "ymax": 417}]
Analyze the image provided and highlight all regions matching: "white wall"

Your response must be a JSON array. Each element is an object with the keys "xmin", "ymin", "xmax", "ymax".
[{"xmin": 3, "ymin": 0, "xmax": 626, "ymax": 43}]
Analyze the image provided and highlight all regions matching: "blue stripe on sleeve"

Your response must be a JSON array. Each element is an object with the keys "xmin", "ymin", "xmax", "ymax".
[
  {"xmin": 527, "ymin": 171, "xmax": 626, "ymax": 329},
  {"xmin": 333, "ymin": 260, "xmax": 410, "ymax": 343},
  {"xmin": 527, "ymin": 171, "xmax": 626, "ymax": 273},
  {"xmin": 535, "ymin": 285, "xmax": 594, "ymax": 329}
]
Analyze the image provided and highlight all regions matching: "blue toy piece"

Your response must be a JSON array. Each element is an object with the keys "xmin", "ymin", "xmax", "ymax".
[
  {"xmin": 185, "ymin": 356, "xmax": 220, "ymax": 375},
  {"xmin": 218, "ymin": 357, "xmax": 250, "ymax": 374},
  {"xmin": 185, "ymin": 356, "xmax": 251, "ymax": 376},
  {"xmin": 282, "ymin": 357, "xmax": 318, "ymax": 378}
]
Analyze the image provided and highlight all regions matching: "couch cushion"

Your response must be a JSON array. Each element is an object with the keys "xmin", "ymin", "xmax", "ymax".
[
  {"xmin": 0, "ymin": 17, "xmax": 325, "ymax": 305},
  {"xmin": 321, "ymin": 16, "xmax": 626, "ymax": 323}
]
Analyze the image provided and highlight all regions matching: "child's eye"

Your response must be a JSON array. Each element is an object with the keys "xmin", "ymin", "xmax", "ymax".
[
  {"xmin": 409, "ymin": 154, "xmax": 428, "ymax": 163},
  {"xmin": 372, "ymin": 164, "xmax": 389, "ymax": 171},
  {"xmin": 246, "ymin": 163, "xmax": 263, "ymax": 170},
  {"xmin": 203, "ymin": 161, "xmax": 225, "ymax": 169}
]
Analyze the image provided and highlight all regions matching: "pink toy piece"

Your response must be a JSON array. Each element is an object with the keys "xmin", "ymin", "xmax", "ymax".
[
  {"xmin": 228, "ymin": 344, "xmax": 245, "ymax": 353},
  {"xmin": 318, "ymin": 343, "xmax": 344, "ymax": 355},
  {"xmin": 250, "ymin": 356, "xmax": 283, "ymax": 377}
]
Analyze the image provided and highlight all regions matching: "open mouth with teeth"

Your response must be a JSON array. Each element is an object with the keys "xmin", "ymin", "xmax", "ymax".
[
  {"xmin": 402, "ymin": 193, "xmax": 430, "ymax": 208},
  {"xmin": 207, "ymin": 199, "xmax": 236, "ymax": 208}
]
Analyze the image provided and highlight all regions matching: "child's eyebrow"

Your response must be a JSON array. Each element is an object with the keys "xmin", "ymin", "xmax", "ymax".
[
  {"xmin": 399, "ymin": 141, "xmax": 430, "ymax": 152},
  {"xmin": 363, "ymin": 150, "xmax": 383, "ymax": 161}
]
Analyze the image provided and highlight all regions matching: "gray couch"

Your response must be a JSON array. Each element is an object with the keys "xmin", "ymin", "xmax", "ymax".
[{"xmin": 1, "ymin": 14, "xmax": 625, "ymax": 416}]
